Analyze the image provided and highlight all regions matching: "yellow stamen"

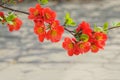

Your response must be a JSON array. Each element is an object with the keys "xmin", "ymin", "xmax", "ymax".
[
  {"xmin": 51, "ymin": 30, "xmax": 57, "ymax": 36},
  {"xmin": 45, "ymin": 13, "xmax": 50, "ymax": 19},
  {"xmin": 68, "ymin": 43, "xmax": 74, "ymax": 49},
  {"xmin": 37, "ymin": 27, "xmax": 44, "ymax": 33}
]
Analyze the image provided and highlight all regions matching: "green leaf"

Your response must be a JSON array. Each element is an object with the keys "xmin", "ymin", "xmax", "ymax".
[
  {"xmin": 94, "ymin": 24, "xmax": 103, "ymax": 32},
  {"xmin": 80, "ymin": 34, "xmax": 89, "ymax": 42},
  {"xmin": 116, "ymin": 23, "xmax": 120, "ymax": 26},
  {"xmin": 6, "ymin": 13, "xmax": 17, "ymax": 22},
  {"xmin": 102, "ymin": 22, "xmax": 109, "ymax": 33},
  {"xmin": 65, "ymin": 13, "xmax": 70, "ymax": 19},
  {"xmin": 37, "ymin": 0, "xmax": 48, "ymax": 5},
  {"xmin": 103, "ymin": 22, "xmax": 108, "ymax": 30},
  {"xmin": 64, "ymin": 13, "xmax": 76, "ymax": 27},
  {"xmin": 7, "ymin": 21, "xmax": 14, "ymax": 25},
  {"xmin": 113, "ymin": 22, "xmax": 120, "ymax": 26},
  {"xmin": 70, "ymin": 22, "xmax": 76, "ymax": 26}
]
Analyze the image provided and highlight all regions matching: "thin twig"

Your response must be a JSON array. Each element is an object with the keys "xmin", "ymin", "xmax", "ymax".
[
  {"xmin": 107, "ymin": 26, "xmax": 120, "ymax": 30},
  {"xmin": 0, "ymin": 5, "xmax": 29, "ymax": 15},
  {"xmin": 63, "ymin": 22, "xmax": 75, "ymax": 36},
  {"xmin": 64, "ymin": 27, "xmax": 75, "ymax": 36}
]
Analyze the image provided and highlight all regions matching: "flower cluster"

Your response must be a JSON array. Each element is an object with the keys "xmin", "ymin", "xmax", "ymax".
[
  {"xmin": 0, "ymin": 11, "xmax": 22, "ymax": 32},
  {"xmin": 7, "ymin": 17, "xmax": 22, "ymax": 32},
  {"xmin": 28, "ymin": 4, "xmax": 64, "ymax": 42},
  {"xmin": 0, "ymin": 3, "xmax": 110, "ymax": 57},
  {"xmin": 62, "ymin": 21, "xmax": 107, "ymax": 56}
]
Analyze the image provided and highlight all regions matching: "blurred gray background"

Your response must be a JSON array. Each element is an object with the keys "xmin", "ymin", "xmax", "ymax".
[{"xmin": 0, "ymin": 0, "xmax": 120, "ymax": 80}]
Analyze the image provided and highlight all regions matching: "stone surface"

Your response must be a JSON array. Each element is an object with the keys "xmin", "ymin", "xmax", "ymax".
[{"xmin": 0, "ymin": 0, "xmax": 120, "ymax": 80}]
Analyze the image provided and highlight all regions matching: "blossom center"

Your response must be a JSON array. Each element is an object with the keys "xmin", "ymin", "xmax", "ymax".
[
  {"xmin": 96, "ymin": 36, "xmax": 102, "ymax": 40},
  {"xmin": 51, "ymin": 30, "xmax": 57, "ymax": 36},
  {"xmin": 79, "ymin": 44, "xmax": 84, "ymax": 49},
  {"xmin": 37, "ymin": 27, "xmax": 44, "ymax": 33},
  {"xmin": 34, "ymin": 10, "xmax": 39, "ymax": 16},
  {"xmin": 45, "ymin": 13, "xmax": 50, "ymax": 19},
  {"xmin": 68, "ymin": 43, "xmax": 74, "ymax": 49},
  {"xmin": 91, "ymin": 45, "xmax": 97, "ymax": 50}
]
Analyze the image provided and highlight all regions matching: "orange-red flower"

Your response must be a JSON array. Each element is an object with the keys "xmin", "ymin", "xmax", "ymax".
[
  {"xmin": 90, "ymin": 32, "xmax": 107, "ymax": 53},
  {"xmin": 63, "ymin": 37, "xmax": 93, "ymax": 56},
  {"xmin": 34, "ymin": 22, "xmax": 46, "ymax": 42},
  {"xmin": 93, "ymin": 32, "xmax": 107, "ymax": 41},
  {"xmin": 62, "ymin": 37, "xmax": 75, "ymax": 56},
  {"xmin": 76, "ymin": 21, "xmax": 92, "ymax": 36},
  {"xmin": 43, "ymin": 7, "xmax": 56, "ymax": 23},
  {"xmin": 93, "ymin": 32, "xmax": 107, "ymax": 48},
  {"xmin": 50, "ymin": 20, "xmax": 59, "ymax": 29},
  {"xmin": 28, "ymin": 4, "xmax": 44, "ymax": 23},
  {"xmin": 34, "ymin": 23, "xmax": 46, "ymax": 35},
  {"xmin": 28, "ymin": 4, "xmax": 56, "ymax": 24},
  {"xmin": 91, "ymin": 44, "xmax": 99, "ymax": 53},
  {"xmin": 46, "ymin": 25, "xmax": 64, "ymax": 42},
  {"xmin": 76, "ymin": 21, "xmax": 91, "ymax": 32},
  {"xmin": 63, "ymin": 21, "xmax": 108, "ymax": 56},
  {"xmin": 75, "ymin": 41, "xmax": 91, "ymax": 54},
  {"xmin": 7, "ymin": 18, "xmax": 22, "ymax": 32},
  {"xmin": 28, "ymin": 4, "xmax": 64, "ymax": 43},
  {"xmin": 45, "ymin": 20, "xmax": 64, "ymax": 42}
]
